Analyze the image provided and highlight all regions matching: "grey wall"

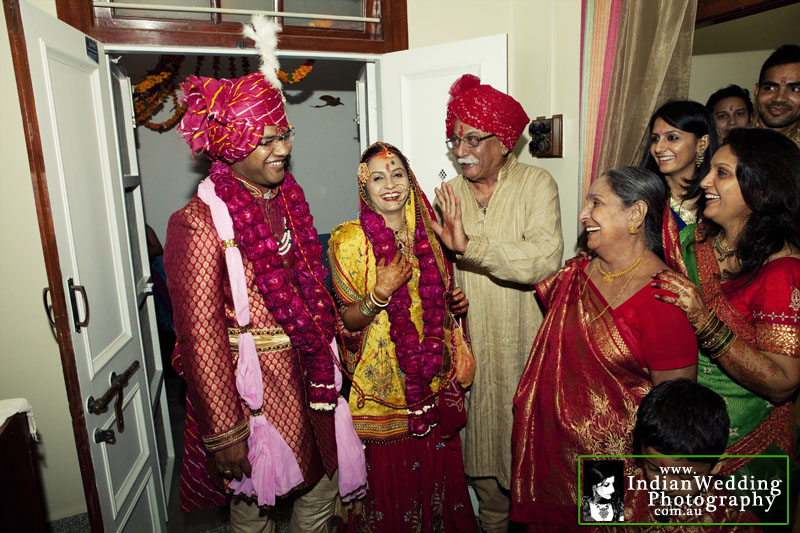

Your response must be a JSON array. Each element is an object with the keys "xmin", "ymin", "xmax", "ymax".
[{"xmin": 119, "ymin": 55, "xmax": 363, "ymax": 246}]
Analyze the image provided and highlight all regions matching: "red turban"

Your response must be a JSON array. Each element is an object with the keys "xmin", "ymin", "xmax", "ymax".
[
  {"xmin": 178, "ymin": 72, "xmax": 289, "ymax": 163},
  {"xmin": 445, "ymin": 74, "xmax": 530, "ymax": 152}
]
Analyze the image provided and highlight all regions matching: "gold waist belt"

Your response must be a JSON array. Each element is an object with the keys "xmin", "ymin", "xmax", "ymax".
[{"xmin": 228, "ymin": 327, "xmax": 292, "ymax": 353}]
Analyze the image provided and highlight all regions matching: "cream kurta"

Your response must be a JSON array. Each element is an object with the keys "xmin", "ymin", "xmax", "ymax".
[{"xmin": 446, "ymin": 154, "xmax": 563, "ymax": 488}]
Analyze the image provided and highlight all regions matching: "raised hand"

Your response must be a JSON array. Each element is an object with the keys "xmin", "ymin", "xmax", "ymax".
[
  {"xmin": 431, "ymin": 184, "xmax": 468, "ymax": 254},
  {"xmin": 374, "ymin": 253, "xmax": 412, "ymax": 299},
  {"xmin": 651, "ymin": 269, "xmax": 710, "ymax": 329}
]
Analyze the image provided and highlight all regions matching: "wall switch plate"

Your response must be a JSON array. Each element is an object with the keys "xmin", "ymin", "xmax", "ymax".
[{"xmin": 528, "ymin": 114, "xmax": 562, "ymax": 158}]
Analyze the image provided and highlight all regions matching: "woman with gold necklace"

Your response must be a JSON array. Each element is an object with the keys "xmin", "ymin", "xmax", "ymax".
[
  {"xmin": 641, "ymin": 100, "xmax": 718, "ymax": 231},
  {"xmin": 655, "ymin": 128, "xmax": 800, "ymax": 523},
  {"xmin": 510, "ymin": 166, "xmax": 698, "ymax": 527}
]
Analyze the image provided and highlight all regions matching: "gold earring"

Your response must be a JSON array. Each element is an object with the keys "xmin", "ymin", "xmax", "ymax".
[
  {"xmin": 695, "ymin": 140, "xmax": 707, "ymax": 168},
  {"xmin": 628, "ymin": 225, "xmax": 639, "ymax": 235}
]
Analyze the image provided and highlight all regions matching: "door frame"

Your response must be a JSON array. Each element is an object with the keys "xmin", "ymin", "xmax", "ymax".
[
  {"xmin": 5, "ymin": 6, "xmax": 382, "ymax": 526},
  {"xmin": 4, "ymin": 0, "xmax": 104, "ymax": 528}
]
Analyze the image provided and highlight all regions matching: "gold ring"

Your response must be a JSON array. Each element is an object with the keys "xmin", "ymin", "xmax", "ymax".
[{"xmin": 224, "ymin": 470, "xmax": 233, "ymax": 475}]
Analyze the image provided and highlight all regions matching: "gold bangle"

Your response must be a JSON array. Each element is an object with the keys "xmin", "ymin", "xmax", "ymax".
[
  {"xmin": 369, "ymin": 289, "xmax": 390, "ymax": 308},
  {"xmin": 202, "ymin": 419, "xmax": 249, "ymax": 452}
]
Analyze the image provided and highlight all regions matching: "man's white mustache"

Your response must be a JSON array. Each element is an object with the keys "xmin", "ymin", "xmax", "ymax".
[{"xmin": 457, "ymin": 157, "xmax": 479, "ymax": 165}]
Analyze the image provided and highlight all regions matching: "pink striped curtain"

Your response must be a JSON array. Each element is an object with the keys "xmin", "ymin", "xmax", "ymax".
[
  {"xmin": 579, "ymin": 0, "xmax": 622, "ymax": 202},
  {"xmin": 579, "ymin": 0, "xmax": 697, "ymax": 201}
]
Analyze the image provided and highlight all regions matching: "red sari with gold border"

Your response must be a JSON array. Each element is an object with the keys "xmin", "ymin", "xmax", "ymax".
[{"xmin": 510, "ymin": 257, "xmax": 696, "ymax": 526}]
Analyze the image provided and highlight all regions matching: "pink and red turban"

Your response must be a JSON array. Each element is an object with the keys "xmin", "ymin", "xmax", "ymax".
[
  {"xmin": 178, "ymin": 72, "xmax": 289, "ymax": 163},
  {"xmin": 445, "ymin": 74, "xmax": 530, "ymax": 152}
]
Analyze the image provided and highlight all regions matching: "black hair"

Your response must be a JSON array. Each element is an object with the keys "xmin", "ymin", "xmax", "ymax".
[
  {"xmin": 360, "ymin": 142, "xmax": 409, "ymax": 171},
  {"xmin": 758, "ymin": 44, "xmax": 800, "ymax": 84},
  {"xmin": 582, "ymin": 461, "xmax": 623, "ymax": 498},
  {"xmin": 636, "ymin": 379, "xmax": 728, "ymax": 464},
  {"xmin": 698, "ymin": 128, "xmax": 800, "ymax": 285},
  {"xmin": 603, "ymin": 166, "xmax": 668, "ymax": 258},
  {"xmin": 639, "ymin": 100, "xmax": 719, "ymax": 206},
  {"xmin": 705, "ymin": 85, "xmax": 754, "ymax": 117}
]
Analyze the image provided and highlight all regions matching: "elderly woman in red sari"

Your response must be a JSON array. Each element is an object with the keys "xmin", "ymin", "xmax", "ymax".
[
  {"xmin": 654, "ymin": 128, "xmax": 800, "ymax": 522},
  {"xmin": 328, "ymin": 142, "xmax": 478, "ymax": 532},
  {"xmin": 509, "ymin": 166, "xmax": 698, "ymax": 527}
]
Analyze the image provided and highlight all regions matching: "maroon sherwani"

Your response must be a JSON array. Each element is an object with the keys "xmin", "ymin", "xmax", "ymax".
[{"xmin": 165, "ymin": 188, "xmax": 337, "ymax": 512}]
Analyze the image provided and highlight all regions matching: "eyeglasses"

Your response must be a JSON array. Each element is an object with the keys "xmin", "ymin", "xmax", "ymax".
[
  {"xmin": 259, "ymin": 129, "xmax": 295, "ymax": 149},
  {"xmin": 445, "ymin": 133, "xmax": 495, "ymax": 149}
]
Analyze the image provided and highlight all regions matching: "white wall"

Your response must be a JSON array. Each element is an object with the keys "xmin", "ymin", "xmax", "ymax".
[
  {"xmin": 407, "ymin": 0, "xmax": 581, "ymax": 258},
  {"xmin": 689, "ymin": 50, "xmax": 772, "ymax": 106},
  {"xmin": 121, "ymin": 56, "xmax": 362, "ymax": 245},
  {"xmin": 0, "ymin": 0, "xmax": 87, "ymax": 521}
]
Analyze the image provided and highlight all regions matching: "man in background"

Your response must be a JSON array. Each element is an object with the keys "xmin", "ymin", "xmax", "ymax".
[{"xmin": 751, "ymin": 44, "xmax": 800, "ymax": 148}]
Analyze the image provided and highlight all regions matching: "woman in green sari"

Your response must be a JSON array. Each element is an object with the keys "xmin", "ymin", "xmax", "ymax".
[{"xmin": 655, "ymin": 128, "xmax": 800, "ymax": 523}]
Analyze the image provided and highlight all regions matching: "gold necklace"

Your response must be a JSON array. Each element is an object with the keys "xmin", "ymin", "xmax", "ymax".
[
  {"xmin": 584, "ymin": 250, "xmax": 648, "ymax": 323},
  {"xmin": 596, "ymin": 248, "xmax": 648, "ymax": 284},
  {"xmin": 393, "ymin": 222, "xmax": 413, "ymax": 255},
  {"xmin": 712, "ymin": 233, "xmax": 735, "ymax": 262},
  {"xmin": 668, "ymin": 195, "xmax": 696, "ymax": 225}
]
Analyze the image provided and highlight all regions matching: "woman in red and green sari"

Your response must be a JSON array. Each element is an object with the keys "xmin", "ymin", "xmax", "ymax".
[
  {"xmin": 656, "ymin": 128, "xmax": 800, "ymax": 523},
  {"xmin": 511, "ymin": 166, "xmax": 698, "ymax": 528}
]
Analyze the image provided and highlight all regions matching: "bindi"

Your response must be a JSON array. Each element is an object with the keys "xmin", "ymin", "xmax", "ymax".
[
  {"xmin": 780, "ymin": 77, "xmax": 787, "ymax": 85},
  {"xmin": 385, "ymin": 162, "xmax": 391, "ymax": 173},
  {"xmin": 458, "ymin": 125, "xmax": 464, "ymax": 137}
]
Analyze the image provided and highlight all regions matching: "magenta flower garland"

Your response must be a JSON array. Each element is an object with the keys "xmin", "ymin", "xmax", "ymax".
[
  {"xmin": 359, "ymin": 193, "xmax": 447, "ymax": 436},
  {"xmin": 209, "ymin": 161, "xmax": 336, "ymax": 409}
]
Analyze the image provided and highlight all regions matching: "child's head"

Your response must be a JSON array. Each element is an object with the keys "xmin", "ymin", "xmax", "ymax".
[{"xmin": 635, "ymin": 379, "xmax": 729, "ymax": 494}]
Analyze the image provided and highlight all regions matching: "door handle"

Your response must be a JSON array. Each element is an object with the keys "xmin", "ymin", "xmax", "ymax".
[
  {"xmin": 67, "ymin": 278, "xmax": 90, "ymax": 332},
  {"xmin": 87, "ymin": 360, "xmax": 140, "ymax": 431},
  {"xmin": 94, "ymin": 428, "xmax": 116, "ymax": 445},
  {"xmin": 42, "ymin": 287, "xmax": 56, "ymax": 327}
]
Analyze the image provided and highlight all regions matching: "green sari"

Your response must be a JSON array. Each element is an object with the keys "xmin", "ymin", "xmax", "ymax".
[{"xmin": 679, "ymin": 223, "xmax": 799, "ymax": 523}]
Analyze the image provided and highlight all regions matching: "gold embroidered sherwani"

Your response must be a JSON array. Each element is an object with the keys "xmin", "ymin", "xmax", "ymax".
[
  {"xmin": 443, "ymin": 154, "xmax": 563, "ymax": 488},
  {"xmin": 165, "ymin": 192, "xmax": 337, "ymax": 510}
]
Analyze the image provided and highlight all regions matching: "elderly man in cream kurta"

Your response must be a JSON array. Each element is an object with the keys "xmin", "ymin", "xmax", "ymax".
[{"xmin": 433, "ymin": 74, "xmax": 563, "ymax": 532}]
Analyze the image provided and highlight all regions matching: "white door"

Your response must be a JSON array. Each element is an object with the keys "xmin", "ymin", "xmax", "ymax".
[
  {"xmin": 377, "ymin": 34, "xmax": 508, "ymax": 200},
  {"xmin": 19, "ymin": 1, "xmax": 167, "ymax": 530},
  {"xmin": 109, "ymin": 62, "xmax": 176, "ymax": 515}
]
